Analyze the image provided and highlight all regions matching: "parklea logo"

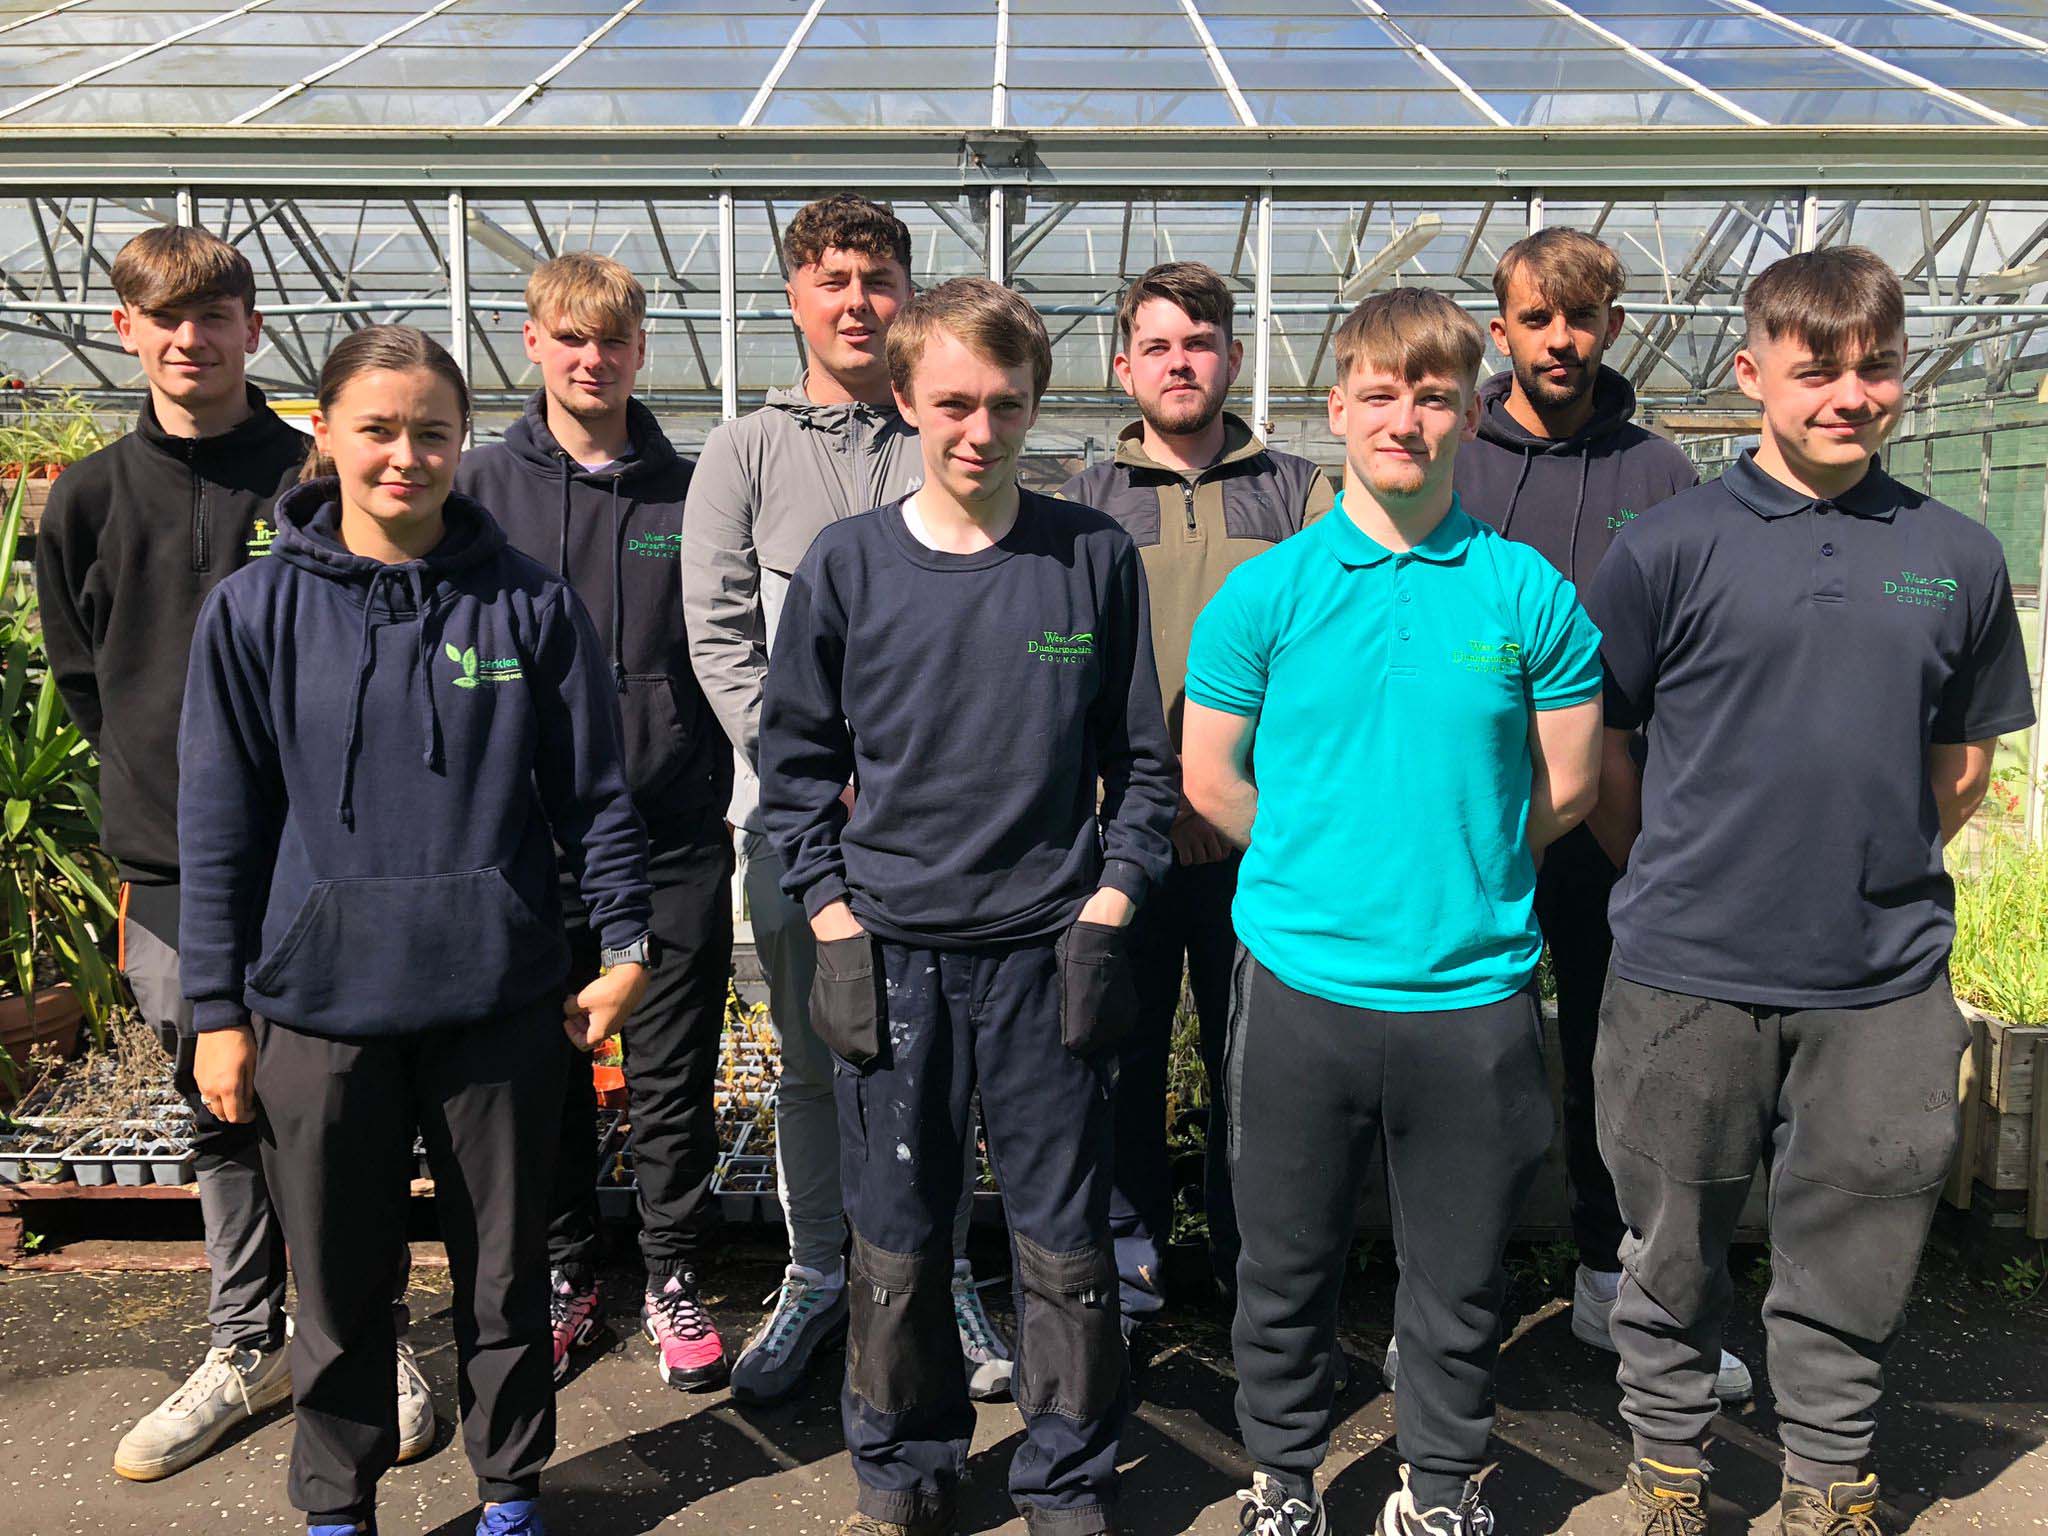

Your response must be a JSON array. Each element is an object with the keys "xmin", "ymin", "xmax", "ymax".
[
  {"xmin": 444, "ymin": 643, "xmax": 524, "ymax": 688},
  {"xmin": 1885, "ymin": 570, "xmax": 1960, "ymax": 608},
  {"xmin": 1028, "ymin": 629, "xmax": 1095, "ymax": 664}
]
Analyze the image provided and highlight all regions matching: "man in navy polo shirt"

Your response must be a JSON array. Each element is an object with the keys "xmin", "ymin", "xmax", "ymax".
[
  {"xmin": 1588, "ymin": 246, "xmax": 2034, "ymax": 1536},
  {"xmin": 1183, "ymin": 289, "xmax": 1604, "ymax": 1536}
]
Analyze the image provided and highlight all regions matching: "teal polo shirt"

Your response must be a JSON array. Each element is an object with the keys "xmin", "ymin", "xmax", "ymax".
[{"xmin": 1185, "ymin": 493, "xmax": 1602, "ymax": 1011}]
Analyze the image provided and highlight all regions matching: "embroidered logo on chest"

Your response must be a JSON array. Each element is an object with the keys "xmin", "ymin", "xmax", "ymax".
[
  {"xmin": 445, "ymin": 643, "xmax": 523, "ymax": 689},
  {"xmin": 626, "ymin": 531, "xmax": 682, "ymax": 560},
  {"xmin": 245, "ymin": 519, "xmax": 276, "ymax": 558},
  {"xmin": 1883, "ymin": 570, "xmax": 1958, "ymax": 609},
  {"xmin": 1028, "ymin": 630, "xmax": 1095, "ymax": 665},
  {"xmin": 1449, "ymin": 638, "xmax": 1523, "ymax": 675}
]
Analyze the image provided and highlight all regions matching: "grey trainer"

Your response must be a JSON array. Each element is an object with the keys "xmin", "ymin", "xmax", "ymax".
[
  {"xmin": 1237, "ymin": 1471, "xmax": 1330, "ymax": 1536},
  {"xmin": 1376, "ymin": 1465, "xmax": 1496, "ymax": 1536},
  {"xmin": 113, "ymin": 1341, "xmax": 292, "ymax": 1481},
  {"xmin": 952, "ymin": 1266, "xmax": 1014, "ymax": 1402},
  {"xmin": 395, "ymin": 1339, "xmax": 436, "ymax": 1462},
  {"xmin": 730, "ymin": 1264, "xmax": 849, "ymax": 1406}
]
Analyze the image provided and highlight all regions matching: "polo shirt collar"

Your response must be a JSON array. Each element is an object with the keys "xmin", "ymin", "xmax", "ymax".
[
  {"xmin": 1722, "ymin": 449, "xmax": 1902, "ymax": 524},
  {"xmin": 1326, "ymin": 491, "xmax": 1477, "ymax": 568}
]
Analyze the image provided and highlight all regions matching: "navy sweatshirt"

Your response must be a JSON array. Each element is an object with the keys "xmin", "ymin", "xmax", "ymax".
[
  {"xmin": 177, "ymin": 479, "xmax": 652, "ymax": 1038},
  {"xmin": 455, "ymin": 394, "xmax": 729, "ymax": 836},
  {"xmin": 1453, "ymin": 368, "xmax": 1697, "ymax": 594},
  {"xmin": 758, "ymin": 489, "xmax": 1178, "ymax": 946}
]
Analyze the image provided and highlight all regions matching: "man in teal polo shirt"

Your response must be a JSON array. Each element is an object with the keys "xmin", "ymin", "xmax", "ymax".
[{"xmin": 1182, "ymin": 289, "xmax": 1604, "ymax": 1536}]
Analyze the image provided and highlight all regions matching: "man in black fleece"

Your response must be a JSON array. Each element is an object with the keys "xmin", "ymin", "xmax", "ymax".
[
  {"xmin": 455, "ymin": 253, "xmax": 735, "ymax": 1391},
  {"xmin": 759, "ymin": 278, "xmax": 1176, "ymax": 1536},
  {"xmin": 1446, "ymin": 228, "xmax": 1754, "ymax": 1404},
  {"xmin": 36, "ymin": 226, "xmax": 432, "ymax": 1481}
]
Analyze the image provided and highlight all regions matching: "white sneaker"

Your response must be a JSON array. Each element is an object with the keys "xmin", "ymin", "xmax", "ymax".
[
  {"xmin": 1377, "ymin": 1464, "xmax": 1495, "ymax": 1535},
  {"xmin": 113, "ymin": 1341, "xmax": 292, "ymax": 1481},
  {"xmin": 1573, "ymin": 1265, "xmax": 1754, "ymax": 1404},
  {"xmin": 952, "ymin": 1262, "xmax": 1014, "ymax": 1402},
  {"xmin": 1237, "ymin": 1470, "xmax": 1330, "ymax": 1536},
  {"xmin": 396, "ymin": 1339, "xmax": 436, "ymax": 1462}
]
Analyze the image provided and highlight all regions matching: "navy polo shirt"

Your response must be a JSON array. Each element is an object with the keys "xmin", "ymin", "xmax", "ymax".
[{"xmin": 1587, "ymin": 451, "xmax": 2035, "ymax": 1009}]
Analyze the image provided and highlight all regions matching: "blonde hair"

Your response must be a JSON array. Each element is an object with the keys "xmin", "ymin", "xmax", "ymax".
[
  {"xmin": 886, "ymin": 277, "xmax": 1053, "ymax": 402},
  {"xmin": 1332, "ymin": 288, "xmax": 1484, "ymax": 388},
  {"xmin": 525, "ymin": 251, "xmax": 647, "ymax": 337},
  {"xmin": 111, "ymin": 225, "xmax": 256, "ymax": 314}
]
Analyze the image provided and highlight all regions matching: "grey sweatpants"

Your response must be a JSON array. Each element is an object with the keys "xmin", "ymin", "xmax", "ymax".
[
  {"xmin": 122, "ymin": 906, "xmax": 288, "ymax": 1353},
  {"xmin": 743, "ymin": 834, "xmax": 974, "ymax": 1273},
  {"xmin": 1596, "ymin": 969, "xmax": 1968, "ymax": 1485}
]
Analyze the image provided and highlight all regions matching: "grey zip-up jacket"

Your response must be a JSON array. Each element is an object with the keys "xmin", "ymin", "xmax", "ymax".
[{"xmin": 681, "ymin": 381, "xmax": 922, "ymax": 829}]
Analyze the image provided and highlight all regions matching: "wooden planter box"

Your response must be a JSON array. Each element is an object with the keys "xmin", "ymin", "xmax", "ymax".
[{"xmin": 1942, "ymin": 1004, "xmax": 2048, "ymax": 1240}]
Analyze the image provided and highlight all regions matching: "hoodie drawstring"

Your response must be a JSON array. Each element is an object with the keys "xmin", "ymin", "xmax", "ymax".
[
  {"xmin": 1499, "ymin": 447, "xmax": 1535, "ymax": 540},
  {"xmin": 1567, "ymin": 451, "xmax": 1591, "ymax": 587},
  {"xmin": 556, "ymin": 457, "xmax": 573, "ymax": 575},
  {"xmin": 610, "ymin": 480, "xmax": 628, "ymax": 693},
  {"xmin": 335, "ymin": 565, "xmax": 444, "ymax": 829}
]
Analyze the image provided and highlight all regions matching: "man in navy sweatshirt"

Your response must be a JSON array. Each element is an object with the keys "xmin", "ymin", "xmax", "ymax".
[
  {"xmin": 1446, "ymin": 228, "xmax": 1755, "ymax": 1405},
  {"xmin": 456, "ymin": 253, "xmax": 735, "ymax": 1393},
  {"xmin": 758, "ymin": 277, "xmax": 1177, "ymax": 1536}
]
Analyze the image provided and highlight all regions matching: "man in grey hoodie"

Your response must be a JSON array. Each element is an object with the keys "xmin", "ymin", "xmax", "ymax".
[
  {"xmin": 1450, "ymin": 228, "xmax": 1753, "ymax": 1405},
  {"xmin": 681, "ymin": 194, "xmax": 1010, "ymax": 1407}
]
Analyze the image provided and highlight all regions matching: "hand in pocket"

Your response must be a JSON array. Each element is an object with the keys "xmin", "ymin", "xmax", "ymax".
[
  {"xmin": 1056, "ymin": 920, "xmax": 1137, "ymax": 1055},
  {"xmin": 810, "ymin": 931, "xmax": 884, "ymax": 1068}
]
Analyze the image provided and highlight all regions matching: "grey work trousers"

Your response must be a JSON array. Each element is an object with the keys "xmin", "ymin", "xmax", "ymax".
[
  {"xmin": 1596, "ymin": 968, "xmax": 1968, "ymax": 1485},
  {"xmin": 742, "ymin": 833, "xmax": 974, "ymax": 1272}
]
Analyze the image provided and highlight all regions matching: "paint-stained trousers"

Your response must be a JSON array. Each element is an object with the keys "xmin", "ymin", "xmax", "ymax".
[
  {"xmin": 1596, "ymin": 969, "xmax": 1968, "ymax": 1486},
  {"xmin": 829, "ymin": 933, "xmax": 1127, "ymax": 1534}
]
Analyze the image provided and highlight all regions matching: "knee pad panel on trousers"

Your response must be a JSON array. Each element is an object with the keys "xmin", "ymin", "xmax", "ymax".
[
  {"xmin": 847, "ymin": 1231, "xmax": 955, "ymax": 1416},
  {"xmin": 1013, "ymin": 1233, "xmax": 1122, "ymax": 1422}
]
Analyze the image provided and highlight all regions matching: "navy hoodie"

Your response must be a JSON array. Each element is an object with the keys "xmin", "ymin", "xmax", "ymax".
[
  {"xmin": 456, "ymin": 394, "xmax": 729, "ymax": 837},
  {"xmin": 177, "ymin": 479, "xmax": 652, "ymax": 1039},
  {"xmin": 1453, "ymin": 367, "xmax": 1697, "ymax": 593}
]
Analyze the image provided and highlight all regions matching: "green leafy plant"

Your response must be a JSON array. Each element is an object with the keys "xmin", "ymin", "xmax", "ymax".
[
  {"xmin": 0, "ymin": 471, "xmax": 121, "ymax": 1085},
  {"xmin": 1951, "ymin": 832, "xmax": 2048, "ymax": 1026},
  {"xmin": 0, "ymin": 392, "xmax": 113, "ymax": 474},
  {"xmin": 1998, "ymin": 1252, "xmax": 2045, "ymax": 1308}
]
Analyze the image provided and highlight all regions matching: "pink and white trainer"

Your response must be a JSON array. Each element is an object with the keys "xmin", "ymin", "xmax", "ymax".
[
  {"xmin": 548, "ymin": 1268, "xmax": 603, "ymax": 1383},
  {"xmin": 642, "ymin": 1272, "xmax": 729, "ymax": 1391}
]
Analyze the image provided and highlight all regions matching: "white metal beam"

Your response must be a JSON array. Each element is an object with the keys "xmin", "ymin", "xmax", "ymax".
[
  {"xmin": 740, "ymin": 0, "xmax": 828, "ymax": 130},
  {"xmin": 1348, "ymin": 0, "xmax": 1512, "ymax": 129},
  {"xmin": 717, "ymin": 192, "xmax": 738, "ymax": 420},
  {"xmin": 486, "ymin": 0, "xmax": 644, "ymax": 129},
  {"xmin": 447, "ymin": 190, "xmax": 471, "ymax": 382},
  {"xmin": 1253, "ymin": 191, "xmax": 1273, "ymax": 433},
  {"xmin": 1181, "ymin": 1, "xmax": 1257, "ymax": 128},
  {"xmin": 0, "ymin": 2, "xmax": 95, "ymax": 39},
  {"xmin": 232, "ymin": 0, "xmax": 470, "ymax": 126},
  {"xmin": 1894, "ymin": 0, "xmax": 2048, "ymax": 61},
  {"xmin": 1535, "ymin": 0, "xmax": 1766, "ymax": 127},
  {"xmin": 992, "ymin": 0, "xmax": 1010, "ymax": 130},
  {"xmin": 0, "ymin": 0, "xmax": 281, "ymax": 123},
  {"xmin": 1718, "ymin": 0, "xmax": 2024, "ymax": 128}
]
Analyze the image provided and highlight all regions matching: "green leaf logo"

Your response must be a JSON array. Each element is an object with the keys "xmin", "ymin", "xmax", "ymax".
[
  {"xmin": 450, "ymin": 643, "xmax": 480, "ymax": 689},
  {"xmin": 444, "ymin": 642, "xmax": 463, "ymax": 664}
]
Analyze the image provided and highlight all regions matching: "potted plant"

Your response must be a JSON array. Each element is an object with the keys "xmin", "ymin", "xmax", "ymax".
[
  {"xmin": 0, "ymin": 391, "xmax": 113, "ymax": 538},
  {"xmin": 0, "ymin": 473, "xmax": 122, "ymax": 1100}
]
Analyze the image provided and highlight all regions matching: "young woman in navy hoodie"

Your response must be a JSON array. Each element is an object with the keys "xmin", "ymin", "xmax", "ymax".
[{"xmin": 178, "ymin": 325, "xmax": 654, "ymax": 1536}]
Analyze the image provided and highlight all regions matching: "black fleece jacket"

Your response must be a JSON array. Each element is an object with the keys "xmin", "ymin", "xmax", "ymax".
[
  {"xmin": 34, "ymin": 386, "xmax": 308, "ymax": 884},
  {"xmin": 456, "ymin": 394, "xmax": 730, "ymax": 836},
  {"xmin": 1452, "ymin": 368, "xmax": 1697, "ymax": 595}
]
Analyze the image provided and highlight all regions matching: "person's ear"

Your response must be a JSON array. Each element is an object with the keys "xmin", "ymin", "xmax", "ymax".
[
  {"xmin": 1224, "ymin": 337, "xmax": 1244, "ymax": 389},
  {"xmin": 1733, "ymin": 347, "xmax": 1764, "ymax": 404},
  {"xmin": 1604, "ymin": 305, "xmax": 1626, "ymax": 346},
  {"xmin": 1111, "ymin": 350, "xmax": 1136, "ymax": 398},
  {"xmin": 112, "ymin": 306, "xmax": 139, "ymax": 357},
  {"xmin": 1489, "ymin": 314, "xmax": 1511, "ymax": 357},
  {"xmin": 522, "ymin": 318, "xmax": 544, "ymax": 366}
]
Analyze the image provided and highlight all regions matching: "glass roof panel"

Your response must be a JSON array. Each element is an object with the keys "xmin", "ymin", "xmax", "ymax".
[
  {"xmin": 1438, "ymin": 49, "xmax": 1698, "ymax": 93},
  {"xmin": 1204, "ymin": 14, "xmax": 1406, "ymax": 47},
  {"xmin": 805, "ymin": 14, "xmax": 998, "ymax": 48},
  {"xmin": 1245, "ymin": 86, "xmax": 1493, "ymax": 124},
  {"xmin": 1793, "ymin": 13, "xmax": 2030, "ymax": 49},
  {"xmin": 167, "ymin": 11, "xmax": 412, "ymax": 47},
  {"xmin": 0, "ymin": 11, "xmax": 206, "ymax": 45},
  {"xmin": 1675, "ymin": 50, "xmax": 1939, "ymax": 91},
  {"xmin": 606, "ymin": 13, "xmax": 807, "ymax": 46},
  {"xmin": 1387, "ymin": 16, "xmax": 1634, "ymax": 49},
  {"xmin": 391, "ymin": 13, "xmax": 608, "ymax": 48},
  {"xmin": 1008, "ymin": 14, "xmax": 1202, "ymax": 45},
  {"xmin": 324, "ymin": 45, "xmax": 564, "ymax": 90},
  {"xmin": 778, "ymin": 48, "xmax": 994, "ymax": 91},
  {"xmin": 1720, "ymin": 87, "xmax": 1990, "ymax": 125},
  {"xmin": 1225, "ymin": 47, "xmax": 1469, "ymax": 90},
  {"xmin": 1964, "ymin": 88, "xmax": 2048, "ymax": 123},
  {"xmin": 512, "ymin": 87, "xmax": 761, "ymax": 125},
  {"xmin": 254, "ymin": 86, "xmax": 510, "ymax": 125},
  {"xmin": 4, "ymin": 84, "xmax": 282, "ymax": 122},
  {"xmin": 537, "ymin": 44, "xmax": 784, "ymax": 94},
  {"xmin": 87, "ymin": 44, "xmax": 349, "ymax": 89},
  {"xmin": 755, "ymin": 88, "xmax": 992, "ymax": 126},
  {"xmin": 1482, "ymin": 88, "xmax": 1732, "ymax": 125},
  {"xmin": 0, "ymin": 45, "xmax": 144, "ymax": 92},
  {"xmin": 1008, "ymin": 46, "xmax": 1223, "ymax": 91},
  {"xmin": 1007, "ymin": 87, "xmax": 1241, "ymax": 126}
]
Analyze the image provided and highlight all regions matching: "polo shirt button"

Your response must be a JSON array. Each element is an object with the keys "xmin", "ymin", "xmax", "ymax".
[
  {"xmin": 1822, "ymin": 543, "xmax": 1835, "ymax": 556},
  {"xmin": 1398, "ymin": 628, "xmax": 1411, "ymax": 640},
  {"xmin": 1398, "ymin": 591, "xmax": 1412, "ymax": 603}
]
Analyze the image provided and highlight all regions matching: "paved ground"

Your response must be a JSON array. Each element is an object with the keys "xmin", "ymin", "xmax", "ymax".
[{"xmin": 2, "ymin": 1227, "xmax": 2043, "ymax": 1534}]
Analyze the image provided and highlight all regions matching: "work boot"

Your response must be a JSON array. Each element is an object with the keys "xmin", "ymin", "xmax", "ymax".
[
  {"xmin": 1376, "ymin": 1464, "xmax": 1495, "ymax": 1535},
  {"xmin": 395, "ymin": 1339, "xmax": 436, "ymax": 1462},
  {"xmin": 1624, "ymin": 1459, "xmax": 1709, "ymax": 1536},
  {"xmin": 1781, "ymin": 1475, "xmax": 1886, "ymax": 1535},
  {"xmin": 1236, "ymin": 1471, "xmax": 1330, "ymax": 1535},
  {"xmin": 113, "ymin": 1339, "xmax": 292, "ymax": 1481},
  {"xmin": 1575, "ymin": 1265, "xmax": 1754, "ymax": 1403},
  {"xmin": 837, "ymin": 1510, "xmax": 954, "ymax": 1536}
]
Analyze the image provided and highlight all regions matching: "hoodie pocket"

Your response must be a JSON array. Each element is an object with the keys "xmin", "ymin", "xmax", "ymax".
[
  {"xmin": 248, "ymin": 867, "xmax": 564, "ymax": 1031},
  {"xmin": 618, "ymin": 673, "xmax": 688, "ymax": 797}
]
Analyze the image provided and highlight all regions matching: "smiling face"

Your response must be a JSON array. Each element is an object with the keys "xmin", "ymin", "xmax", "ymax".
[
  {"xmin": 787, "ymin": 244, "xmax": 912, "ymax": 394},
  {"xmin": 113, "ymin": 294, "xmax": 260, "ymax": 417},
  {"xmin": 894, "ymin": 325, "xmax": 1038, "ymax": 512},
  {"xmin": 1115, "ymin": 295, "xmax": 1242, "ymax": 440},
  {"xmin": 312, "ymin": 366, "xmax": 464, "ymax": 549},
  {"xmin": 524, "ymin": 308, "xmax": 645, "ymax": 424},
  {"xmin": 1736, "ymin": 325, "xmax": 1905, "ymax": 489},
  {"xmin": 1490, "ymin": 263, "xmax": 1624, "ymax": 417},
  {"xmin": 1328, "ymin": 358, "xmax": 1477, "ymax": 506}
]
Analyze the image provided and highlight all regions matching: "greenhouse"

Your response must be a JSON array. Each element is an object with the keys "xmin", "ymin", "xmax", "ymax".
[{"xmin": 0, "ymin": 0, "xmax": 2045, "ymax": 821}]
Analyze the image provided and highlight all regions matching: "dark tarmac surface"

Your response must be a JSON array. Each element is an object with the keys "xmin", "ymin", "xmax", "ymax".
[{"xmin": 2, "ymin": 1227, "xmax": 2043, "ymax": 1534}]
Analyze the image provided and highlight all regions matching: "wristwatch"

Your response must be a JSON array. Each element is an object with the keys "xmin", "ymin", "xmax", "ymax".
[{"xmin": 601, "ymin": 934, "xmax": 656, "ymax": 971}]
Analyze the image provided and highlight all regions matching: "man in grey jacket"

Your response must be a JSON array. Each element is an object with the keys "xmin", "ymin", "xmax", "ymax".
[{"xmin": 682, "ymin": 193, "xmax": 1009, "ymax": 1406}]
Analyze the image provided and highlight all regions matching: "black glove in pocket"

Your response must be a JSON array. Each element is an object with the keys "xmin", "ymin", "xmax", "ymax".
[
  {"xmin": 810, "ymin": 932, "xmax": 884, "ymax": 1068},
  {"xmin": 1056, "ymin": 919, "xmax": 1137, "ymax": 1056}
]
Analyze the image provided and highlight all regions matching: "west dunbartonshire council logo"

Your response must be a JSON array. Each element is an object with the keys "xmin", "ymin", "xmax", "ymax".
[
  {"xmin": 1451, "ymin": 638, "xmax": 1523, "ymax": 675},
  {"xmin": 1884, "ymin": 571, "xmax": 1959, "ymax": 608},
  {"xmin": 1028, "ymin": 630, "xmax": 1095, "ymax": 664}
]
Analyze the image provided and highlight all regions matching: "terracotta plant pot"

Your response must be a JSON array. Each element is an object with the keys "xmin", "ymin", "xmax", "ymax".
[{"xmin": 0, "ymin": 982, "xmax": 86, "ymax": 1104}]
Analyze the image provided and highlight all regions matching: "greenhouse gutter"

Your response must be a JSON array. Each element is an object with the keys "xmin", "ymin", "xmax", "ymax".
[{"xmin": 0, "ymin": 125, "xmax": 2045, "ymax": 196}]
